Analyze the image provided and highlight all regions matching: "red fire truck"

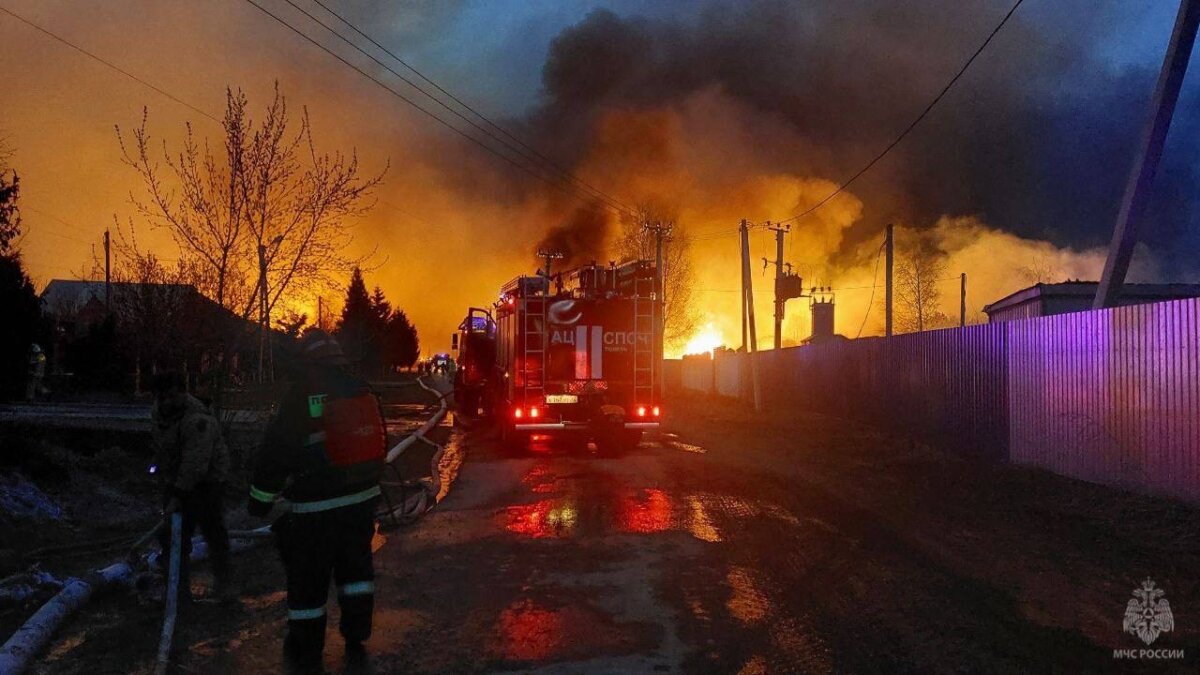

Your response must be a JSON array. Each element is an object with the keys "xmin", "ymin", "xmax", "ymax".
[
  {"xmin": 490, "ymin": 260, "xmax": 662, "ymax": 452},
  {"xmin": 452, "ymin": 307, "xmax": 497, "ymax": 418}
]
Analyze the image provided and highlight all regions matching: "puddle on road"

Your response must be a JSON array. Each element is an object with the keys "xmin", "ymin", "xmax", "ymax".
[
  {"xmin": 489, "ymin": 598, "xmax": 641, "ymax": 663},
  {"xmin": 725, "ymin": 566, "xmax": 769, "ymax": 624},
  {"xmin": 498, "ymin": 477, "xmax": 726, "ymax": 543},
  {"xmin": 656, "ymin": 432, "xmax": 707, "ymax": 454}
]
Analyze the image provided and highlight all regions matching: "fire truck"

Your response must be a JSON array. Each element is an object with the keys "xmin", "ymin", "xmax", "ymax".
[
  {"xmin": 452, "ymin": 307, "xmax": 497, "ymax": 418},
  {"xmin": 489, "ymin": 260, "xmax": 662, "ymax": 452}
]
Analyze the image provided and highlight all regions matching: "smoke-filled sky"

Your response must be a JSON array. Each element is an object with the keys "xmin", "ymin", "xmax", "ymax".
[{"xmin": 2, "ymin": 0, "xmax": 1197, "ymax": 352}]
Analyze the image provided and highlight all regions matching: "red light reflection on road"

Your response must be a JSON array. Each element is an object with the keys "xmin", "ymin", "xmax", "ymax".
[
  {"xmin": 521, "ymin": 463, "xmax": 557, "ymax": 494},
  {"xmin": 617, "ymin": 488, "xmax": 673, "ymax": 533},
  {"xmin": 492, "ymin": 599, "xmax": 567, "ymax": 661},
  {"xmin": 490, "ymin": 599, "xmax": 637, "ymax": 663},
  {"xmin": 501, "ymin": 499, "xmax": 577, "ymax": 538}
]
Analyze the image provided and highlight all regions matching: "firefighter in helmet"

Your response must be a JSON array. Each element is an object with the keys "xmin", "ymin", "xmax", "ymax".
[
  {"xmin": 248, "ymin": 329, "xmax": 387, "ymax": 669},
  {"xmin": 26, "ymin": 343, "xmax": 46, "ymax": 401},
  {"xmin": 151, "ymin": 370, "xmax": 233, "ymax": 600}
]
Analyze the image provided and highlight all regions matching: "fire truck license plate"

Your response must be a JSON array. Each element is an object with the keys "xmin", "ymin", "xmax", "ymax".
[{"xmin": 545, "ymin": 394, "xmax": 578, "ymax": 404}]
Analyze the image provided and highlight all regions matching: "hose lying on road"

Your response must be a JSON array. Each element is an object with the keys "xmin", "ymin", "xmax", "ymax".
[
  {"xmin": 379, "ymin": 377, "xmax": 450, "ymax": 525},
  {"xmin": 385, "ymin": 377, "xmax": 449, "ymax": 463},
  {"xmin": 0, "ymin": 561, "xmax": 135, "ymax": 675},
  {"xmin": 0, "ymin": 523, "xmax": 270, "ymax": 675}
]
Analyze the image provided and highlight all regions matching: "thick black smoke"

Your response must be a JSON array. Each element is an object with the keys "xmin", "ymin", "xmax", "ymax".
[
  {"xmin": 535, "ymin": 203, "xmax": 612, "ymax": 268},
  {"xmin": 521, "ymin": 0, "xmax": 1200, "ymax": 275}
]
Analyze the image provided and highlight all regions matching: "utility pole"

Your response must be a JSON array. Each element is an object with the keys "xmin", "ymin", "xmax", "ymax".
[
  {"xmin": 317, "ymin": 296, "xmax": 324, "ymax": 331},
  {"xmin": 763, "ymin": 222, "xmax": 790, "ymax": 350},
  {"xmin": 884, "ymin": 223, "xmax": 894, "ymax": 337},
  {"xmin": 740, "ymin": 221, "xmax": 762, "ymax": 412},
  {"xmin": 258, "ymin": 243, "xmax": 267, "ymax": 383},
  {"xmin": 1095, "ymin": 0, "xmax": 1200, "ymax": 309},
  {"xmin": 103, "ymin": 228, "xmax": 111, "ymax": 310},
  {"xmin": 536, "ymin": 247, "xmax": 565, "ymax": 279},
  {"xmin": 960, "ymin": 272, "xmax": 967, "ymax": 327},
  {"xmin": 740, "ymin": 221, "xmax": 748, "ymax": 351},
  {"xmin": 643, "ymin": 221, "xmax": 672, "ymax": 401}
]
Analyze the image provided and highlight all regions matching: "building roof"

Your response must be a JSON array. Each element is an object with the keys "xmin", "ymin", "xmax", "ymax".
[
  {"xmin": 983, "ymin": 281, "xmax": 1200, "ymax": 315},
  {"xmin": 40, "ymin": 279, "xmax": 198, "ymax": 314}
]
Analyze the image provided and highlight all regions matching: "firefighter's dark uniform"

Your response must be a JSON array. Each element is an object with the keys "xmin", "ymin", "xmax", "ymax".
[
  {"xmin": 248, "ymin": 334, "xmax": 386, "ymax": 664},
  {"xmin": 152, "ymin": 393, "xmax": 232, "ymax": 595}
]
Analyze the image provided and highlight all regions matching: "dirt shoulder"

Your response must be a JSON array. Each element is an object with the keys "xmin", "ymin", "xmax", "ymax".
[{"xmin": 666, "ymin": 391, "xmax": 1200, "ymax": 671}]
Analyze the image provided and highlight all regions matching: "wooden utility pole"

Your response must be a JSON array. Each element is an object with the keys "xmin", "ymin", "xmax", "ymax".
[
  {"xmin": 765, "ymin": 222, "xmax": 790, "ymax": 350},
  {"xmin": 258, "ymin": 243, "xmax": 267, "ymax": 383},
  {"xmin": 740, "ymin": 221, "xmax": 762, "ymax": 412},
  {"xmin": 885, "ymin": 223, "xmax": 894, "ymax": 337},
  {"xmin": 103, "ymin": 228, "xmax": 111, "ymax": 310},
  {"xmin": 1095, "ymin": 0, "xmax": 1200, "ymax": 309},
  {"xmin": 740, "ymin": 221, "xmax": 748, "ymax": 351},
  {"xmin": 960, "ymin": 272, "xmax": 967, "ymax": 327}
]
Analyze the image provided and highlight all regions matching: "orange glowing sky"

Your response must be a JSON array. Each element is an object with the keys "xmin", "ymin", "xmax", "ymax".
[{"xmin": 2, "ymin": 1, "xmax": 1185, "ymax": 354}]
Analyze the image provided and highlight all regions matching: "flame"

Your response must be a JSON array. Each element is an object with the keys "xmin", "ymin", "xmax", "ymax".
[{"xmin": 681, "ymin": 323, "xmax": 725, "ymax": 356}]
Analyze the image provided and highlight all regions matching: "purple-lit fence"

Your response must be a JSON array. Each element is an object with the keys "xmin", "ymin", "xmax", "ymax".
[
  {"xmin": 674, "ymin": 297, "xmax": 1200, "ymax": 502},
  {"xmin": 1007, "ymin": 298, "xmax": 1200, "ymax": 501}
]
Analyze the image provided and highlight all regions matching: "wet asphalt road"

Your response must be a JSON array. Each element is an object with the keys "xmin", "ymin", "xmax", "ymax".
[{"xmin": 30, "ymin": 375, "xmax": 1200, "ymax": 674}]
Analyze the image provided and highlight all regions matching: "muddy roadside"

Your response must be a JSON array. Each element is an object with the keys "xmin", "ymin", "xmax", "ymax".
[{"xmin": 664, "ymin": 391, "xmax": 1200, "ymax": 670}]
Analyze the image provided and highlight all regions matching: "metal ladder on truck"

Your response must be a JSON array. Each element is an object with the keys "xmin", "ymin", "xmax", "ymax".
[
  {"xmin": 521, "ymin": 291, "xmax": 547, "ymax": 405},
  {"xmin": 632, "ymin": 275, "xmax": 657, "ymax": 404}
]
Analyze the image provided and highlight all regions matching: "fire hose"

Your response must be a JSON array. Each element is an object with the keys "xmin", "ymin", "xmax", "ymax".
[
  {"xmin": 154, "ymin": 513, "xmax": 183, "ymax": 675},
  {"xmin": 379, "ymin": 376, "xmax": 451, "ymax": 525}
]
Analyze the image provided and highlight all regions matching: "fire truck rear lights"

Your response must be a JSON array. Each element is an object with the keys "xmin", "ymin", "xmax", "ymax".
[
  {"xmin": 652, "ymin": 406, "xmax": 661, "ymax": 417},
  {"xmin": 529, "ymin": 406, "xmax": 540, "ymax": 418},
  {"xmin": 636, "ymin": 406, "xmax": 647, "ymax": 417},
  {"xmin": 514, "ymin": 408, "xmax": 523, "ymax": 419}
]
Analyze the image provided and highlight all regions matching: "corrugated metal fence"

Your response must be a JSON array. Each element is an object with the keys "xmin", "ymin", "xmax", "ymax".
[{"xmin": 676, "ymin": 297, "xmax": 1200, "ymax": 502}]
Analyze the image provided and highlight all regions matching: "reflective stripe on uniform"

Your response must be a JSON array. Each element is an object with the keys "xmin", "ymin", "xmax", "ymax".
[
  {"xmin": 290, "ymin": 486, "xmax": 382, "ymax": 514},
  {"xmin": 288, "ymin": 606, "xmax": 326, "ymax": 621},
  {"xmin": 249, "ymin": 486, "xmax": 278, "ymax": 503},
  {"xmin": 339, "ymin": 581, "xmax": 375, "ymax": 597},
  {"xmin": 305, "ymin": 431, "xmax": 327, "ymax": 446}
]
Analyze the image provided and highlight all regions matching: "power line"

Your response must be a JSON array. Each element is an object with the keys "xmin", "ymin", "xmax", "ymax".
[
  {"xmin": 23, "ymin": 206, "xmax": 96, "ymax": 245},
  {"xmin": 778, "ymin": 0, "xmax": 1026, "ymax": 226},
  {"xmin": 1, "ymin": 1, "xmax": 499, "ymax": 256},
  {"xmin": 304, "ymin": 0, "xmax": 637, "ymax": 215},
  {"xmin": 855, "ymin": 240, "xmax": 887, "ymax": 338},
  {"xmin": 240, "ymin": 0, "xmax": 632, "ymax": 215},
  {"xmin": 277, "ymin": 0, "xmax": 631, "ymax": 215},
  {"xmin": 0, "ymin": 4, "xmax": 220, "ymax": 123}
]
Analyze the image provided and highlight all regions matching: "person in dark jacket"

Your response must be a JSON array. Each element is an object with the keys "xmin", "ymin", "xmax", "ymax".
[
  {"xmin": 248, "ymin": 329, "xmax": 387, "ymax": 669},
  {"xmin": 152, "ymin": 371, "xmax": 232, "ymax": 600}
]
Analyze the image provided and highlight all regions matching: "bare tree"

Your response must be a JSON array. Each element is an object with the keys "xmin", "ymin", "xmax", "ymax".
[
  {"xmin": 615, "ymin": 204, "xmax": 699, "ymax": 350},
  {"xmin": 894, "ymin": 229, "xmax": 948, "ymax": 333},
  {"xmin": 118, "ymin": 84, "xmax": 385, "ymax": 327},
  {"xmin": 1018, "ymin": 254, "xmax": 1059, "ymax": 285}
]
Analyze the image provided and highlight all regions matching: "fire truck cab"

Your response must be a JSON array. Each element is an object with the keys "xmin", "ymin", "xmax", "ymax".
[{"xmin": 492, "ymin": 260, "xmax": 662, "ymax": 452}]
